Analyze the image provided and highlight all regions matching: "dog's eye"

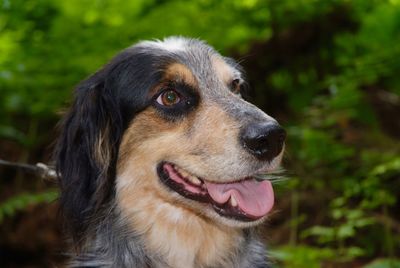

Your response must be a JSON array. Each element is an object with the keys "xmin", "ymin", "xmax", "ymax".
[
  {"xmin": 157, "ymin": 89, "xmax": 181, "ymax": 106},
  {"xmin": 231, "ymin": 79, "xmax": 241, "ymax": 94}
]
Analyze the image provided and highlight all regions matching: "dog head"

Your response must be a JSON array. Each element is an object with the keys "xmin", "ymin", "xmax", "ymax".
[{"xmin": 56, "ymin": 37, "xmax": 285, "ymax": 242}]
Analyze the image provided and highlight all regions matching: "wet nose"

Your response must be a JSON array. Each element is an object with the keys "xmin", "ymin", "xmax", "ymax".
[{"xmin": 240, "ymin": 122, "xmax": 286, "ymax": 161}]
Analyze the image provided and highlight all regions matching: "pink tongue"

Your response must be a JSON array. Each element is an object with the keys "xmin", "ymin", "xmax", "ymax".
[{"xmin": 205, "ymin": 179, "xmax": 274, "ymax": 218}]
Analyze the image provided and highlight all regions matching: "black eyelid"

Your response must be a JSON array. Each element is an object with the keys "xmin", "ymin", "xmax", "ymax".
[
  {"xmin": 231, "ymin": 78, "xmax": 242, "ymax": 93},
  {"xmin": 156, "ymin": 82, "xmax": 197, "ymax": 99},
  {"xmin": 152, "ymin": 82, "xmax": 199, "ymax": 119},
  {"xmin": 152, "ymin": 86, "xmax": 178, "ymax": 101},
  {"xmin": 232, "ymin": 78, "xmax": 241, "ymax": 84}
]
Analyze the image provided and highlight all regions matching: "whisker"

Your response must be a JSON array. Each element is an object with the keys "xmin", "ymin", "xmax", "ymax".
[{"xmin": 254, "ymin": 168, "xmax": 289, "ymax": 184}]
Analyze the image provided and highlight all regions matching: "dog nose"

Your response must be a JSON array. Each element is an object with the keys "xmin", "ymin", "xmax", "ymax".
[{"xmin": 241, "ymin": 122, "xmax": 286, "ymax": 161}]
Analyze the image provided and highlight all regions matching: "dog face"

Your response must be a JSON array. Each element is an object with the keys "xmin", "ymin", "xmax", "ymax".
[{"xmin": 56, "ymin": 37, "xmax": 285, "ymax": 241}]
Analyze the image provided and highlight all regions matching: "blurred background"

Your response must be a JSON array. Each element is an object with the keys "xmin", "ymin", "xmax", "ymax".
[{"xmin": 1, "ymin": 0, "xmax": 399, "ymax": 267}]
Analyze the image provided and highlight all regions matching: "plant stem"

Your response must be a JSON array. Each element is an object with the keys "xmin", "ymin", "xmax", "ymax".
[
  {"xmin": 290, "ymin": 190, "xmax": 299, "ymax": 246},
  {"xmin": 383, "ymin": 204, "xmax": 394, "ymax": 260}
]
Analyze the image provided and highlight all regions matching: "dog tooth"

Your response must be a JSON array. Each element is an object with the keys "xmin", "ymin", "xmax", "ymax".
[
  {"xmin": 182, "ymin": 171, "xmax": 190, "ymax": 178},
  {"xmin": 186, "ymin": 175, "xmax": 194, "ymax": 183},
  {"xmin": 230, "ymin": 196, "xmax": 238, "ymax": 207},
  {"xmin": 188, "ymin": 175, "xmax": 201, "ymax": 185}
]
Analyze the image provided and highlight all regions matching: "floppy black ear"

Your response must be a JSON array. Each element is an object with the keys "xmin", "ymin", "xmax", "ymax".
[{"xmin": 55, "ymin": 71, "xmax": 123, "ymax": 242}]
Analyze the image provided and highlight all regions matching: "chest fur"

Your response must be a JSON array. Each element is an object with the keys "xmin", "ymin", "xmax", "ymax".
[{"xmin": 129, "ymin": 201, "xmax": 242, "ymax": 268}]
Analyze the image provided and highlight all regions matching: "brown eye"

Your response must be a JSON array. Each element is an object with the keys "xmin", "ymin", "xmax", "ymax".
[
  {"xmin": 231, "ymin": 79, "xmax": 241, "ymax": 94},
  {"xmin": 156, "ymin": 89, "xmax": 181, "ymax": 106}
]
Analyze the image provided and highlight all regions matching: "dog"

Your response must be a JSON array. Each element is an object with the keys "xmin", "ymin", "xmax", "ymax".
[{"xmin": 55, "ymin": 37, "xmax": 286, "ymax": 268}]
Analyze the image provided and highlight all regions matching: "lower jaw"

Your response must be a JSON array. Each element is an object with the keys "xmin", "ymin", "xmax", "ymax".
[{"xmin": 157, "ymin": 162, "xmax": 263, "ymax": 222}]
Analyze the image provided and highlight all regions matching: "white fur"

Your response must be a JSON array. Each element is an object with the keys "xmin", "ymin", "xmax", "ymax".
[{"xmin": 139, "ymin": 37, "xmax": 188, "ymax": 53}]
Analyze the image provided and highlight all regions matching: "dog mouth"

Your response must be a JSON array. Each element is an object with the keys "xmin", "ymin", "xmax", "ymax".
[{"xmin": 157, "ymin": 162, "xmax": 274, "ymax": 222}]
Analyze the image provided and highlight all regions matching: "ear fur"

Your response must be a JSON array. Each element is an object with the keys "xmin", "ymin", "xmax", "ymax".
[
  {"xmin": 55, "ymin": 71, "xmax": 123, "ymax": 243},
  {"xmin": 55, "ymin": 47, "xmax": 165, "ymax": 245}
]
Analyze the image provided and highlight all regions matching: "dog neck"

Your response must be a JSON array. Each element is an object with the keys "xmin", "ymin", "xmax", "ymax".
[
  {"xmin": 133, "ymin": 200, "xmax": 244, "ymax": 268},
  {"xmin": 118, "ymin": 188, "xmax": 243, "ymax": 267},
  {"xmin": 69, "ymin": 204, "xmax": 269, "ymax": 268}
]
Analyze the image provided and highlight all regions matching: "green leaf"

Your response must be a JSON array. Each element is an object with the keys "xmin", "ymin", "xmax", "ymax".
[{"xmin": 0, "ymin": 190, "xmax": 59, "ymax": 224}]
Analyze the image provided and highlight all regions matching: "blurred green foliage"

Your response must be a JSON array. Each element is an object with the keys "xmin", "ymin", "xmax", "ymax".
[
  {"xmin": 0, "ymin": 190, "xmax": 57, "ymax": 224},
  {"xmin": 1, "ymin": 0, "xmax": 400, "ymax": 267}
]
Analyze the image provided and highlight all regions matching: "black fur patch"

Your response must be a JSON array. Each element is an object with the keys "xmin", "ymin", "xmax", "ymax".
[{"xmin": 55, "ymin": 47, "xmax": 175, "ymax": 242}]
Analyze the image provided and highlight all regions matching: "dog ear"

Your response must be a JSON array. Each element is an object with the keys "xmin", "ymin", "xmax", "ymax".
[{"xmin": 55, "ymin": 71, "xmax": 122, "ymax": 243}]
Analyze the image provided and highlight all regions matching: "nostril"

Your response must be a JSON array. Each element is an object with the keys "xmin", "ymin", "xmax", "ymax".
[
  {"xmin": 245, "ymin": 135, "xmax": 269, "ymax": 154},
  {"xmin": 241, "ymin": 122, "xmax": 285, "ymax": 161},
  {"xmin": 256, "ymin": 135, "xmax": 269, "ymax": 146}
]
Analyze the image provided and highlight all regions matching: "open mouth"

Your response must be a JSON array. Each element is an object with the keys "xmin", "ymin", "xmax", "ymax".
[{"xmin": 157, "ymin": 162, "xmax": 274, "ymax": 222}]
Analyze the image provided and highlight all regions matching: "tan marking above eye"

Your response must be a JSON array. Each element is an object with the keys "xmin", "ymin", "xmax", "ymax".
[
  {"xmin": 163, "ymin": 63, "xmax": 198, "ymax": 88},
  {"xmin": 148, "ymin": 63, "xmax": 198, "ymax": 98},
  {"xmin": 211, "ymin": 56, "xmax": 234, "ymax": 85}
]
